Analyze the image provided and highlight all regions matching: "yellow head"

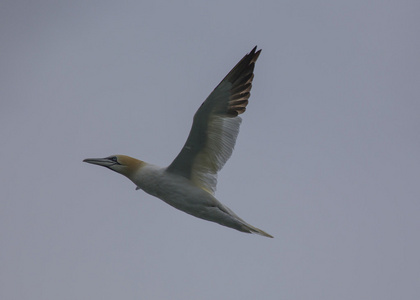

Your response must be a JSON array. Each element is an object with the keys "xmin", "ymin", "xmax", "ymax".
[{"xmin": 83, "ymin": 155, "xmax": 144, "ymax": 179}]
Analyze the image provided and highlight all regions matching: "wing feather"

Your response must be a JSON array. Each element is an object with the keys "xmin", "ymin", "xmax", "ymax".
[{"xmin": 166, "ymin": 47, "xmax": 261, "ymax": 194}]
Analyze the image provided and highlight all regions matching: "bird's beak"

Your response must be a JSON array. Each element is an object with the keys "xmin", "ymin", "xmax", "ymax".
[{"xmin": 83, "ymin": 157, "xmax": 115, "ymax": 167}]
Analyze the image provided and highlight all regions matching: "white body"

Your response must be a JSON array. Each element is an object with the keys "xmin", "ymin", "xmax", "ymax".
[
  {"xmin": 84, "ymin": 47, "xmax": 272, "ymax": 237},
  {"xmin": 134, "ymin": 164, "xmax": 252, "ymax": 233}
]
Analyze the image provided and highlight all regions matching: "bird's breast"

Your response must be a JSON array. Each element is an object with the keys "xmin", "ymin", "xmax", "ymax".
[{"xmin": 132, "ymin": 165, "xmax": 216, "ymax": 212}]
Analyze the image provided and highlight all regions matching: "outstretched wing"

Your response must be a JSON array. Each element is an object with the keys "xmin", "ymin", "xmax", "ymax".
[{"xmin": 166, "ymin": 46, "xmax": 261, "ymax": 194}]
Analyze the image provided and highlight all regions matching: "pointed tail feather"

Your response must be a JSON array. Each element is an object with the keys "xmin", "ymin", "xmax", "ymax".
[{"xmin": 241, "ymin": 222, "xmax": 273, "ymax": 238}]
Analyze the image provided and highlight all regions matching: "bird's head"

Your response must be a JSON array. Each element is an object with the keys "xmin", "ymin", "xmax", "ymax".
[{"xmin": 83, "ymin": 155, "xmax": 144, "ymax": 178}]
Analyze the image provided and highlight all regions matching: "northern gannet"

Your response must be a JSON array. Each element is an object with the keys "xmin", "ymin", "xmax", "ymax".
[{"xmin": 84, "ymin": 46, "xmax": 272, "ymax": 238}]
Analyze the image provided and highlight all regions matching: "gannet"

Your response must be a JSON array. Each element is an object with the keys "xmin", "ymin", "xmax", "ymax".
[{"xmin": 84, "ymin": 46, "xmax": 272, "ymax": 238}]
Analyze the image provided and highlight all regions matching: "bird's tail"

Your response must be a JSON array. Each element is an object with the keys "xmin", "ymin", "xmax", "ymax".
[
  {"xmin": 218, "ymin": 203, "xmax": 273, "ymax": 238},
  {"xmin": 240, "ymin": 221, "xmax": 273, "ymax": 238}
]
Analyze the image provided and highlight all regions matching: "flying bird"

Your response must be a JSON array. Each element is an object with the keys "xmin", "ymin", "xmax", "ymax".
[{"xmin": 84, "ymin": 46, "xmax": 272, "ymax": 238}]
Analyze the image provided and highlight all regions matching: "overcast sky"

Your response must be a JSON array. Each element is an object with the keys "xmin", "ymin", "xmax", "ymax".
[{"xmin": 1, "ymin": 1, "xmax": 419, "ymax": 299}]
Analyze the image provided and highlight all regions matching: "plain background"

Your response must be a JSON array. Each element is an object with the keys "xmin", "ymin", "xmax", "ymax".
[{"xmin": 1, "ymin": 1, "xmax": 419, "ymax": 299}]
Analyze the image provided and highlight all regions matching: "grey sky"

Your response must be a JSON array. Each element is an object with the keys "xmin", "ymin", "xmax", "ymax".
[{"xmin": 1, "ymin": 1, "xmax": 419, "ymax": 299}]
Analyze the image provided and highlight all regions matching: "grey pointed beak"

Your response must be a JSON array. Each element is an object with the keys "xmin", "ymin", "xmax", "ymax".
[{"xmin": 83, "ymin": 157, "xmax": 115, "ymax": 167}]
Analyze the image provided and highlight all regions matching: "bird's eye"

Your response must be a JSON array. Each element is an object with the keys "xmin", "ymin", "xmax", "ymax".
[{"xmin": 110, "ymin": 156, "xmax": 118, "ymax": 162}]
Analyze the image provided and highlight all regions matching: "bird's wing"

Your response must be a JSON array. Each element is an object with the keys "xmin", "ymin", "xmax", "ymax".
[{"xmin": 166, "ymin": 46, "xmax": 261, "ymax": 195}]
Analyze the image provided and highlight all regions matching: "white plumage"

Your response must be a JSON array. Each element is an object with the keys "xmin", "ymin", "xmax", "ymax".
[{"xmin": 84, "ymin": 47, "xmax": 272, "ymax": 238}]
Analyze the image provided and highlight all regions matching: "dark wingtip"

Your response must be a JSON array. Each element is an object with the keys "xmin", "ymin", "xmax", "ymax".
[
  {"xmin": 251, "ymin": 46, "xmax": 262, "ymax": 62},
  {"xmin": 251, "ymin": 45, "xmax": 261, "ymax": 54}
]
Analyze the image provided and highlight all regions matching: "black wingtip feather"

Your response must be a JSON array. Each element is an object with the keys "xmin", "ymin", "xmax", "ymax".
[{"xmin": 222, "ymin": 46, "xmax": 261, "ymax": 116}]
